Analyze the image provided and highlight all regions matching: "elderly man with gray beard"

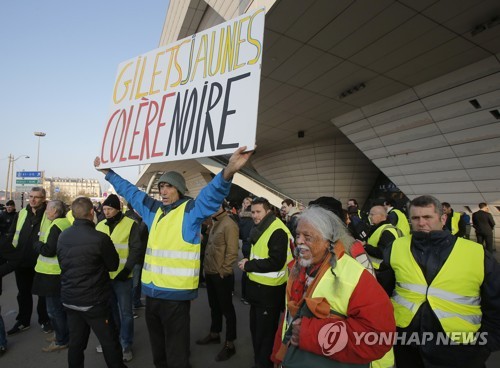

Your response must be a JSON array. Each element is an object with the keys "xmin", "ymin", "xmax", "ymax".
[{"xmin": 271, "ymin": 206, "xmax": 395, "ymax": 367}]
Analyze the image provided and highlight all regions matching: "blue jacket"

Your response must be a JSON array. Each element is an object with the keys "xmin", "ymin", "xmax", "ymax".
[{"xmin": 105, "ymin": 169, "xmax": 232, "ymax": 300}]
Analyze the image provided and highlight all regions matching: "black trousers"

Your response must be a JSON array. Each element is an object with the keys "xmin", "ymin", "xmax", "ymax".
[
  {"xmin": 15, "ymin": 267, "xmax": 49, "ymax": 325},
  {"xmin": 145, "ymin": 297, "xmax": 190, "ymax": 368},
  {"xmin": 66, "ymin": 303, "xmax": 125, "ymax": 368},
  {"xmin": 250, "ymin": 305, "xmax": 281, "ymax": 368},
  {"xmin": 477, "ymin": 232, "xmax": 494, "ymax": 252},
  {"xmin": 206, "ymin": 273, "xmax": 237, "ymax": 341}
]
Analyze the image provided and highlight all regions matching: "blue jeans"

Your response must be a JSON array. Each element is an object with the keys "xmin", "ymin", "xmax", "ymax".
[
  {"xmin": 0, "ymin": 306, "xmax": 7, "ymax": 348},
  {"xmin": 110, "ymin": 278, "xmax": 134, "ymax": 350},
  {"xmin": 46, "ymin": 296, "xmax": 69, "ymax": 345}
]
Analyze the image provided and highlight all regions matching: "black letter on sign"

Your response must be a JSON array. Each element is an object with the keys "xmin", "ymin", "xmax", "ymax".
[
  {"xmin": 217, "ymin": 72, "xmax": 250, "ymax": 150},
  {"xmin": 200, "ymin": 82, "xmax": 222, "ymax": 153},
  {"xmin": 166, "ymin": 90, "xmax": 188, "ymax": 156}
]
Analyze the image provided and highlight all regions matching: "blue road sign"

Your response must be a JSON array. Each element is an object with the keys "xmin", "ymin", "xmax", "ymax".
[{"xmin": 16, "ymin": 171, "xmax": 42, "ymax": 178}]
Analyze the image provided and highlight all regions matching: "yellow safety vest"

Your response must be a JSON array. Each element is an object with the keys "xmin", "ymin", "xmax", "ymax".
[
  {"xmin": 367, "ymin": 224, "xmax": 402, "ymax": 269},
  {"xmin": 282, "ymin": 255, "xmax": 394, "ymax": 367},
  {"xmin": 248, "ymin": 218, "xmax": 292, "ymax": 286},
  {"xmin": 96, "ymin": 216, "xmax": 135, "ymax": 279},
  {"xmin": 316, "ymin": 256, "xmax": 395, "ymax": 367},
  {"xmin": 13, "ymin": 208, "xmax": 51, "ymax": 247},
  {"xmin": 391, "ymin": 237, "xmax": 483, "ymax": 343},
  {"xmin": 450, "ymin": 211, "xmax": 461, "ymax": 235},
  {"xmin": 391, "ymin": 209, "xmax": 410, "ymax": 236},
  {"xmin": 34, "ymin": 217, "xmax": 71, "ymax": 275},
  {"xmin": 66, "ymin": 210, "xmax": 74, "ymax": 224},
  {"xmin": 142, "ymin": 202, "xmax": 200, "ymax": 290}
]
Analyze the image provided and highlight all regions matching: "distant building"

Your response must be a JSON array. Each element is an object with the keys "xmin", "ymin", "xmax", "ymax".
[{"xmin": 43, "ymin": 177, "xmax": 101, "ymax": 200}]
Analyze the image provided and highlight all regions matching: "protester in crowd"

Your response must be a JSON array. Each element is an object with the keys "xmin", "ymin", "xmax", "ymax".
[
  {"xmin": 271, "ymin": 206, "xmax": 395, "ymax": 367},
  {"xmin": 95, "ymin": 194, "xmax": 145, "ymax": 362},
  {"xmin": 32, "ymin": 200, "xmax": 71, "ymax": 352},
  {"xmin": 0, "ymin": 200, "xmax": 17, "ymax": 238},
  {"xmin": 238, "ymin": 196, "xmax": 291, "ymax": 368},
  {"xmin": 124, "ymin": 203, "xmax": 148, "ymax": 309},
  {"xmin": 238, "ymin": 197, "xmax": 253, "ymax": 304},
  {"xmin": 281, "ymin": 198, "xmax": 300, "ymax": 238},
  {"xmin": 347, "ymin": 204, "xmax": 370, "ymax": 242},
  {"xmin": 442, "ymin": 202, "xmax": 466, "ymax": 237},
  {"xmin": 384, "ymin": 198, "xmax": 410, "ymax": 236},
  {"xmin": 365, "ymin": 205, "xmax": 403, "ymax": 273},
  {"xmin": 384, "ymin": 195, "xmax": 500, "ymax": 367},
  {"xmin": 196, "ymin": 200, "xmax": 239, "ymax": 361},
  {"xmin": 94, "ymin": 146, "xmax": 253, "ymax": 368},
  {"xmin": 472, "ymin": 203, "xmax": 496, "ymax": 252},
  {"xmin": 461, "ymin": 211, "xmax": 472, "ymax": 239},
  {"xmin": 0, "ymin": 277, "xmax": 6, "ymax": 357},
  {"xmin": 347, "ymin": 198, "xmax": 365, "ymax": 221},
  {"xmin": 57, "ymin": 197, "xmax": 126, "ymax": 368},
  {"xmin": 0, "ymin": 187, "xmax": 51, "ymax": 335}
]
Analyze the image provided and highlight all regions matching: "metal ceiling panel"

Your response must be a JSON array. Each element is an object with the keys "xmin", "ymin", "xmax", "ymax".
[
  {"xmin": 309, "ymin": 0, "xmax": 393, "ymax": 52},
  {"xmin": 330, "ymin": 2, "xmax": 415, "ymax": 59},
  {"xmin": 286, "ymin": 0, "xmax": 353, "ymax": 43},
  {"xmin": 350, "ymin": 15, "xmax": 436, "ymax": 66}
]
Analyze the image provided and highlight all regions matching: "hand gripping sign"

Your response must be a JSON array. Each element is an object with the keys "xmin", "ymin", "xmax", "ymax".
[{"xmin": 98, "ymin": 8, "xmax": 264, "ymax": 169}]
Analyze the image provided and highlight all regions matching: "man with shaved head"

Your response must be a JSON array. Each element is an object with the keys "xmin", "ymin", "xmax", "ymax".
[
  {"xmin": 366, "ymin": 206, "xmax": 402, "ymax": 264},
  {"xmin": 365, "ymin": 205, "xmax": 403, "ymax": 293}
]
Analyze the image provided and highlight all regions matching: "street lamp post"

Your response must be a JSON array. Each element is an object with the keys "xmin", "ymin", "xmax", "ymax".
[
  {"xmin": 5, "ymin": 154, "xmax": 29, "ymax": 200},
  {"xmin": 34, "ymin": 131, "xmax": 46, "ymax": 171}
]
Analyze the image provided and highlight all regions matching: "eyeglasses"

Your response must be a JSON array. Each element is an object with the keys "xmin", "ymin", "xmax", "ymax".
[{"xmin": 29, "ymin": 195, "xmax": 45, "ymax": 199}]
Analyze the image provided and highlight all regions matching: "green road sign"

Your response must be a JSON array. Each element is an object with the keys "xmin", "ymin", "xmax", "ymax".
[{"xmin": 16, "ymin": 179, "xmax": 41, "ymax": 184}]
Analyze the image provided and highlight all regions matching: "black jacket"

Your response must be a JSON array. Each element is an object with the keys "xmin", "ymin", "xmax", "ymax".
[
  {"xmin": 384, "ymin": 230, "xmax": 500, "ymax": 367},
  {"xmin": 0, "ymin": 210, "xmax": 17, "ymax": 237},
  {"xmin": 244, "ymin": 213, "xmax": 288, "ymax": 309},
  {"xmin": 57, "ymin": 218, "xmax": 119, "ymax": 307},
  {"xmin": 472, "ymin": 210, "xmax": 495, "ymax": 236},
  {"xmin": 0, "ymin": 203, "xmax": 46, "ymax": 275}
]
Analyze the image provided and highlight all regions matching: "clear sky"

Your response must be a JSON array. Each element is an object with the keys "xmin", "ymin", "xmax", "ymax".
[{"xmin": 0, "ymin": 0, "xmax": 170, "ymax": 194}]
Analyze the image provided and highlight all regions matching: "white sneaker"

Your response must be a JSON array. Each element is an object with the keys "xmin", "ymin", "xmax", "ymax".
[
  {"xmin": 123, "ymin": 348, "xmax": 133, "ymax": 362},
  {"xmin": 96, "ymin": 345, "xmax": 103, "ymax": 353}
]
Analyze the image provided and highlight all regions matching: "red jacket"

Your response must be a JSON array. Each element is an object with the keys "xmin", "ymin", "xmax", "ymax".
[{"xmin": 272, "ymin": 251, "xmax": 395, "ymax": 365}]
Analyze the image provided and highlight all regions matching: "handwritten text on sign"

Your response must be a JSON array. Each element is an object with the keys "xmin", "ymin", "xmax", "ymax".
[{"xmin": 99, "ymin": 8, "xmax": 264, "ymax": 168}]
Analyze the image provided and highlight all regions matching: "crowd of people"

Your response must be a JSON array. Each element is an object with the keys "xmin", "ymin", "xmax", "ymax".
[{"xmin": 0, "ymin": 146, "xmax": 499, "ymax": 368}]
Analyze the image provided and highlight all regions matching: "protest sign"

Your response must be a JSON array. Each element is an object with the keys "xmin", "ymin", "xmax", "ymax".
[{"xmin": 98, "ymin": 8, "xmax": 264, "ymax": 168}]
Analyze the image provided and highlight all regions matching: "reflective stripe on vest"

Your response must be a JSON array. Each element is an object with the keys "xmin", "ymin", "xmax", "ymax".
[
  {"xmin": 13, "ymin": 209, "xmax": 50, "ymax": 247},
  {"xmin": 392, "ymin": 209, "xmax": 410, "ymax": 236},
  {"xmin": 142, "ymin": 201, "xmax": 200, "ymax": 291},
  {"xmin": 35, "ymin": 217, "xmax": 71, "ymax": 275},
  {"xmin": 96, "ymin": 216, "xmax": 135, "ymax": 279},
  {"xmin": 367, "ymin": 224, "xmax": 401, "ymax": 269},
  {"xmin": 451, "ymin": 211, "xmax": 460, "ymax": 235},
  {"xmin": 248, "ymin": 218, "xmax": 292, "ymax": 286},
  {"xmin": 390, "ymin": 236, "xmax": 483, "ymax": 343}
]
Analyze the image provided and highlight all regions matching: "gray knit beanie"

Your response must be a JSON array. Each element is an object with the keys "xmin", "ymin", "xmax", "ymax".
[{"xmin": 157, "ymin": 171, "xmax": 187, "ymax": 196}]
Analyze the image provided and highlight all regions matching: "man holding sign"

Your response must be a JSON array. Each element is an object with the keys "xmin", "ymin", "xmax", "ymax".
[{"xmin": 94, "ymin": 146, "xmax": 253, "ymax": 367}]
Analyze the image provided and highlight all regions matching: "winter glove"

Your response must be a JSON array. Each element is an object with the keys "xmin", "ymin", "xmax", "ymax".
[{"xmin": 114, "ymin": 267, "xmax": 131, "ymax": 281}]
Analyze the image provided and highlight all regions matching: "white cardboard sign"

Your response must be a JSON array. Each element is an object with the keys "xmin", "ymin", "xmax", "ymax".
[{"xmin": 98, "ymin": 8, "xmax": 264, "ymax": 168}]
